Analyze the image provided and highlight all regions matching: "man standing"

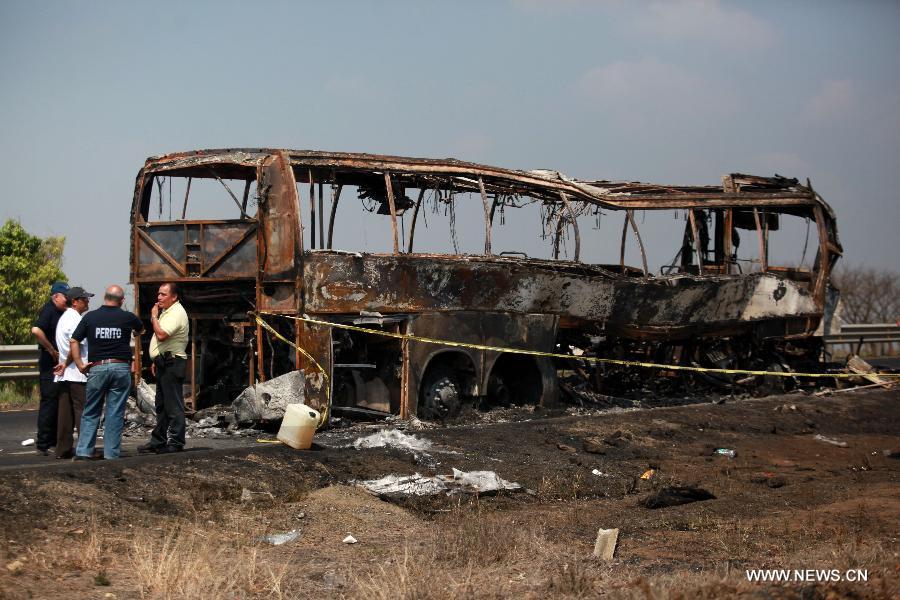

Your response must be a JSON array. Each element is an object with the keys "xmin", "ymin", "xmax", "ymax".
[
  {"xmin": 139, "ymin": 282, "xmax": 189, "ymax": 454},
  {"xmin": 52, "ymin": 287, "xmax": 93, "ymax": 459},
  {"xmin": 31, "ymin": 281, "xmax": 69, "ymax": 455},
  {"xmin": 70, "ymin": 285, "xmax": 143, "ymax": 460}
]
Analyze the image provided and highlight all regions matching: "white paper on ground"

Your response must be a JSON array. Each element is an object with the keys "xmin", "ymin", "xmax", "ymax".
[{"xmin": 358, "ymin": 469, "xmax": 520, "ymax": 497}]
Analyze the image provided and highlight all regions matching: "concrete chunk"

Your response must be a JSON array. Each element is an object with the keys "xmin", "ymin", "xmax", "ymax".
[
  {"xmin": 593, "ymin": 528, "xmax": 619, "ymax": 561},
  {"xmin": 232, "ymin": 370, "xmax": 305, "ymax": 423}
]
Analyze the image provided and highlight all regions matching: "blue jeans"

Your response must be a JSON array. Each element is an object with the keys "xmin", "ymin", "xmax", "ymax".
[{"xmin": 76, "ymin": 363, "xmax": 131, "ymax": 459}]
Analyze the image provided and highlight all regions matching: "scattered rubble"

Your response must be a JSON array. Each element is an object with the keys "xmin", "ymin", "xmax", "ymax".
[
  {"xmin": 846, "ymin": 355, "xmax": 893, "ymax": 388},
  {"xmin": 121, "ymin": 390, "xmax": 264, "ymax": 441},
  {"xmin": 258, "ymin": 530, "xmax": 301, "ymax": 546},
  {"xmin": 135, "ymin": 379, "xmax": 156, "ymax": 414},
  {"xmin": 240, "ymin": 488, "xmax": 275, "ymax": 503},
  {"xmin": 5, "ymin": 559, "xmax": 25, "ymax": 574},
  {"xmin": 359, "ymin": 468, "xmax": 521, "ymax": 498},
  {"xmin": 357, "ymin": 474, "xmax": 446, "ymax": 497},
  {"xmin": 351, "ymin": 429, "xmax": 435, "ymax": 454},
  {"xmin": 232, "ymin": 371, "xmax": 305, "ymax": 423},
  {"xmin": 814, "ymin": 434, "xmax": 849, "ymax": 448}
]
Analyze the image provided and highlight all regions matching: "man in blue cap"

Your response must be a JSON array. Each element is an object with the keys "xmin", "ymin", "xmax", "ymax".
[{"xmin": 30, "ymin": 281, "xmax": 69, "ymax": 455}]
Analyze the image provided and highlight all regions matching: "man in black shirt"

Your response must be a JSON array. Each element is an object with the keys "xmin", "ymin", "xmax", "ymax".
[
  {"xmin": 70, "ymin": 284, "xmax": 143, "ymax": 460},
  {"xmin": 30, "ymin": 281, "xmax": 69, "ymax": 455}
]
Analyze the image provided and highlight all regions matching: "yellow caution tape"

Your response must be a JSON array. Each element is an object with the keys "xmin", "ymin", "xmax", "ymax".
[
  {"xmin": 252, "ymin": 313, "xmax": 331, "ymax": 428},
  {"xmin": 258, "ymin": 311, "xmax": 900, "ymax": 381}
]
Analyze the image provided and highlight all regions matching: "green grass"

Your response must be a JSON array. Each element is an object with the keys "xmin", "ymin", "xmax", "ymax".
[{"xmin": 0, "ymin": 381, "xmax": 39, "ymax": 410}]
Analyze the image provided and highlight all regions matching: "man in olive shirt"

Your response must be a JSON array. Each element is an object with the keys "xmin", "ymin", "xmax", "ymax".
[{"xmin": 139, "ymin": 282, "xmax": 189, "ymax": 454}]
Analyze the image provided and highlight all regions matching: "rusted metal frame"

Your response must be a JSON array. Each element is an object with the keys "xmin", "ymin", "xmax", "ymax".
[
  {"xmin": 144, "ymin": 157, "xmax": 818, "ymax": 221},
  {"xmin": 550, "ymin": 202, "xmax": 566, "ymax": 260},
  {"xmin": 132, "ymin": 283, "xmax": 142, "ymax": 386},
  {"xmin": 618, "ymin": 210, "xmax": 649, "ymax": 276},
  {"xmin": 399, "ymin": 324, "xmax": 410, "ymax": 418},
  {"xmin": 558, "ymin": 192, "xmax": 581, "ymax": 262},
  {"xmin": 308, "ymin": 169, "xmax": 317, "ymax": 250},
  {"xmin": 287, "ymin": 153, "xmax": 802, "ymax": 196},
  {"xmin": 199, "ymin": 224, "xmax": 259, "ymax": 276},
  {"xmin": 208, "ymin": 168, "xmax": 249, "ymax": 219},
  {"xmin": 406, "ymin": 187, "xmax": 426, "ymax": 253},
  {"xmin": 248, "ymin": 339, "xmax": 255, "ymax": 386},
  {"xmin": 326, "ymin": 184, "xmax": 343, "ymax": 250},
  {"xmin": 254, "ymin": 164, "xmax": 266, "ymax": 382},
  {"xmin": 687, "ymin": 210, "xmax": 704, "ymax": 276},
  {"xmin": 752, "ymin": 208, "xmax": 767, "ymax": 272},
  {"xmin": 812, "ymin": 205, "xmax": 831, "ymax": 308},
  {"xmin": 383, "ymin": 172, "xmax": 400, "ymax": 255},
  {"xmin": 477, "ymin": 177, "xmax": 492, "ymax": 256},
  {"xmin": 135, "ymin": 227, "xmax": 188, "ymax": 276},
  {"xmin": 284, "ymin": 155, "xmax": 817, "ymax": 205},
  {"xmin": 318, "ymin": 182, "xmax": 324, "ymax": 249},
  {"xmin": 722, "ymin": 209, "xmax": 733, "ymax": 274},
  {"xmin": 139, "ymin": 218, "xmax": 254, "ymax": 226},
  {"xmin": 143, "ymin": 150, "xmax": 819, "ymax": 212},
  {"xmin": 181, "ymin": 177, "xmax": 192, "ymax": 219},
  {"xmin": 626, "ymin": 210, "xmax": 649, "ymax": 277},
  {"xmin": 241, "ymin": 179, "xmax": 251, "ymax": 215},
  {"xmin": 199, "ymin": 223, "xmax": 206, "ymax": 273}
]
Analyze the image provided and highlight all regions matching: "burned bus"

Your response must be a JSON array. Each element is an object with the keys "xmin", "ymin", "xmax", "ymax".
[{"xmin": 129, "ymin": 149, "xmax": 841, "ymax": 419}]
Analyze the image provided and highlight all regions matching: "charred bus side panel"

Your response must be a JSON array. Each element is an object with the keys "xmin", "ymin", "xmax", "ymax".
[{"xmin": 129, "ymin": 149, "xmax": 841, "ymax": 418}]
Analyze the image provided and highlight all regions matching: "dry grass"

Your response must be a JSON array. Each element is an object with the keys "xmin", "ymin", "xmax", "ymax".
[
  {"xmin": 349, "ymin": 505, "xmax": 898, "ymax": 600},
  {"xmin": 0, "ymin": 382, "xmax": 38, "ymax": 411},
  {"xmin": 128, "ymin": 525, "xmax": 292, "ymax": 600},
  {"xmin": 351, "ymin": 508, "xmax": 553, "ymax": 599}
]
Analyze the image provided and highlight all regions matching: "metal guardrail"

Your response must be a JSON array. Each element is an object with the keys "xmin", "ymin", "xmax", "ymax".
[
  {"xmin": 823, "ymin": 323, "xmax": 900, "ymax": 346},
  {"xmin": 2, "ymin": 323, "xmax": 897, "ymax": 382},
  {"xmin": 0, "ymin": 345, "xmax": 40, "ymax": 381}
]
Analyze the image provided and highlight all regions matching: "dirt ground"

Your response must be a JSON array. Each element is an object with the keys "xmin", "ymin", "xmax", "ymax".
[{"xmin": 0, "ymin": 388, "xmax": 897, "ymax": 599}]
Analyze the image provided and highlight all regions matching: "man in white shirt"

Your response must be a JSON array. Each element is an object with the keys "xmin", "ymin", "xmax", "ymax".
[{"xmin": 52, "ymin": 287, "xmax": 94, "ymax": 459}]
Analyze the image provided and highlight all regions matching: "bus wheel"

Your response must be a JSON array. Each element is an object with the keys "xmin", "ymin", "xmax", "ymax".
[{"xmin": 420, "ymin": 367, "xmax": 462, "ymax": 420}]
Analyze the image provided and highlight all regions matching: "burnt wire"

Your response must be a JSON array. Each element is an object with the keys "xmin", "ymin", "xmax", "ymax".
[
  {"xmin": 448, "ymin": 193, "xmax": 459, "ymax": 254},
  {"xmin": 800, "ymin": 216, "xmax": 811, "ymax": 268},
  {"xmin": 155, "ymin": 177, "xmax": 164, "ymax": 219}
]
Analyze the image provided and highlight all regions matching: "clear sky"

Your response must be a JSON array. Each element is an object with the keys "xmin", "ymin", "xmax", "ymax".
[{"xmin": 1, "ymin": 0, "xmax": 898, "ymax": 302}]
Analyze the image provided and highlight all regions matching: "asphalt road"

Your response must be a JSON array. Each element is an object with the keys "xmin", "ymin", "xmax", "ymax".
[{"xmin": 0, "ymin": 409, "xmax": 261, "ymax": 470}]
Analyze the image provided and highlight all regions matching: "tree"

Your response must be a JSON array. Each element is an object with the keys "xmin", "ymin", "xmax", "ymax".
[
  {"xmin": 831, "ymin": 265, "xmax": 899, "ymax": 324},
  {"xmin": 0, "ymin": 220, "xmax": 67, "ymax": 344}
]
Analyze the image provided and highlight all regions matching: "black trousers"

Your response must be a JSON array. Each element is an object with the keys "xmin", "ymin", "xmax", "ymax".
[
  {"xmin": 150, "ymin": 356, "xmax": 187, "ymax": 449},
  {"xmin": 37, "ymin": 373, "xmax": 60, "ymax": 450},
  {"xmin": 56, "ymin": 381, "xmax": 86, "ymax": 458}
]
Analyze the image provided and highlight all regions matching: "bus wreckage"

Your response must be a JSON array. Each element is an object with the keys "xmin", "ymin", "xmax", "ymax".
[{"xmin": 129, "ymin": 149, "xmax": 842, "ymax": 421}]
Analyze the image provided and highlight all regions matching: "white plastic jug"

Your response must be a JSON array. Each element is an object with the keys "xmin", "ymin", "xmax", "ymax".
[{"xmin": 277, "ymin": 403, "xmax": 320, "ymax": 449}]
